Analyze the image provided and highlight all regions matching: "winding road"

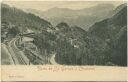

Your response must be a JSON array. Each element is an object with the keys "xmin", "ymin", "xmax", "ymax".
[
  {"xmin": 1, "ymin": 43, "xmax": 14, "ymax": 65},
  {"xmin": 2, "ymin": 35, "xmax": 59, "ymax": 65},
  {"xmin": 7, "ymin": 37, "xmax": 29, "ymax": 65},
  {"xmin": 50, "ymin": 53, "xmax": 59, "ymax": 65}
]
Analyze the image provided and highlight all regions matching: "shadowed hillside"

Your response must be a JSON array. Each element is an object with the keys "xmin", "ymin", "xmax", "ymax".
[{"xmin": 89, "ymin": 4, "xmax": 127, "ymax": 66}]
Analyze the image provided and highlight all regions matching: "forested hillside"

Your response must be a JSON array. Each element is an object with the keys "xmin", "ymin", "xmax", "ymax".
[
  {"xmin": 89, "ymin": 4, "xmax": 127, "ymax": 66},
  {"xmin": 1, "ymin": 3, "xmax": 53, "ymax": 42},
  {"xmin": 1, "ymin": 3, "xmax": 127, "ymax": 66},
  {"xmin": 1, "ymin": 4, "xmax": 52, "ymax": 31}
]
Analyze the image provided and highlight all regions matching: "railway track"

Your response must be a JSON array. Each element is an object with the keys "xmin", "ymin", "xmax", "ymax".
[
  {"xmin": 9, "ymin": 37, "xmax": 28, "ymax": 65},
  {"xmin": 8, "ymin": 36, "xmax": 58, "ymax": 65}
]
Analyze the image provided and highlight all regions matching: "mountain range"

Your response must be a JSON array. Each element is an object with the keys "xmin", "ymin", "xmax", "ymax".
[
  {"xmin": 24, "ymin": 3, "xmax": 116, "ymax": 30},
  {"xmin": 1, "ymin": 3, "xmax": 127, "ymax": 66}
]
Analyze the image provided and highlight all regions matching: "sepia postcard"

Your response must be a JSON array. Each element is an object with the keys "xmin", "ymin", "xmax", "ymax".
[{"xmin": 1, "ymin": 0, "xmax": 127, "ymax": 81}]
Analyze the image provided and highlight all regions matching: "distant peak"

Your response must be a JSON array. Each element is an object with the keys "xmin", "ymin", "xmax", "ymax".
[
  {"xmin": 47, "ymin": 7, "xmax": 73, "ymax": 11},
  {"xmin": 97, "ymin": 3, "xmax": 114, "ymax": 7},
  {"xmin": 51, "ymin": 7, "xmax": 59, "ymax": 9},
  {"xmin": 81, "ymin": 3, "xmax": 115, "ymax": 11}
]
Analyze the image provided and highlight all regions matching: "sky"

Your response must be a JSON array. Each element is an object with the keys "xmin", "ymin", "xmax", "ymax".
[{"xmin": 3, "ymin": 1, "xmax": 125, "ymax": 11}]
